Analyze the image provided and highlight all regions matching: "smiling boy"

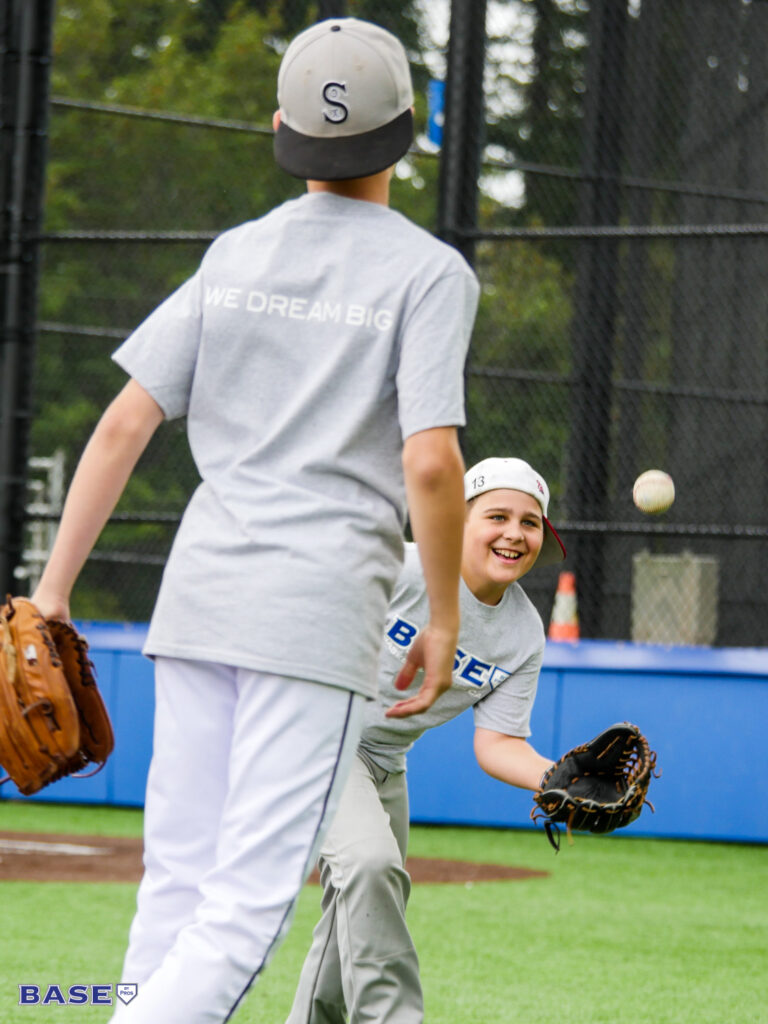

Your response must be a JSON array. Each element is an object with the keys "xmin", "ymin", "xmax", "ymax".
[{"xmin": 285, "ymin": 456, "xmax": 567, "ymax": 1024}]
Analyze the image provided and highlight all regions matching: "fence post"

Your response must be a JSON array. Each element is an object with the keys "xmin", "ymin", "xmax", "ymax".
[
  {"xmin": 565, "ymin": 0, "xmax": 628, "ymax": 636},
  {"xmin": 0, "ymin": 0, "xmax": 55, "ymax": 595},
  {"xmin": 437, "ymin": 0, "xmax": 487, "ymax": 266}
]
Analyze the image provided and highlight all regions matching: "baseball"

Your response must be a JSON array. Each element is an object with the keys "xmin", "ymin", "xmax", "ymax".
[{"xmin": 633, "ymin": 469, "xmax": 675, "ymax": 514}]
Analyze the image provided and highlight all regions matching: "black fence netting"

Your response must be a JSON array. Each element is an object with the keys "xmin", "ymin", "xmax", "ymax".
[{"xmin": 2, "ymin": 0, "xmax": 767, "ymax": 645}]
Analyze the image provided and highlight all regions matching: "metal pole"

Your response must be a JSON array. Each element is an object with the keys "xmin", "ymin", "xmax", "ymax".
[
  {"xmin": 0, "ymin": 0, "xmax": 55, "ymax": 595},
  {"xmin": 437, "ymin": 0, "xmax": 487, "ymax": 265},
  {"xmin": 565, "ymin": 0, "xmax": 628, "ymax": 636}
]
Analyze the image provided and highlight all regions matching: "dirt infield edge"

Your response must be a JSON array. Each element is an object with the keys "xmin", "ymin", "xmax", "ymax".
[{"xmin": 0, "ymin": 831, "xmax": 549, "ymax": 884}]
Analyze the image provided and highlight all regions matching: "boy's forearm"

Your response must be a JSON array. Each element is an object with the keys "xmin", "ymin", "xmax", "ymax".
[
  {"xmin": 33, "ymin": 381, "xmax": 164, "ymax": 608},
  {"xmin": 36, "ymin": 432, "xmax": 141, "ymax": 598},
  {"xmin": 402, "ymin": 427, "xmax": 465, "ymax": 629},
  {"xmin": 384, "ymin": 428, "xmax": 464, "ymax": 718},
  {"xmin": 474, "ymin": 730, "xmax": 555, "ymax": 791}
]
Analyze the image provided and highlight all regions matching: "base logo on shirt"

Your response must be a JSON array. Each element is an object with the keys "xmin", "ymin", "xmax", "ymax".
[{"xmin": 385, "ymin": 616, "xmax": 510, "ymax": 691}]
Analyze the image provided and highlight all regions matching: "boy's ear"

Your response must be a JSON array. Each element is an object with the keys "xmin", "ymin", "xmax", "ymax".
[{"xmin": 272, "ymin": 110, "xmax": 281, "ymax": 132}]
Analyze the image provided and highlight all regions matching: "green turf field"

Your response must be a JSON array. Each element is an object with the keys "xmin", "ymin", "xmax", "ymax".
[{"xmin": 1, "ymin": 801, "xmax": 765, "ymax": 1023}]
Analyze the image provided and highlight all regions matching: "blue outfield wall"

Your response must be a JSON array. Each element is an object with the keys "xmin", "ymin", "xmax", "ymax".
[
  {"xmin": 2, "ymin": 626, "xmax": 766, "ymax": 844},
  {"xmin": 0, "ymin": 623, "xmax": 155, "ymax": 809},
  {"xmin": 408, "ymin": 640, "xmax": 768, "ymax": 844}
]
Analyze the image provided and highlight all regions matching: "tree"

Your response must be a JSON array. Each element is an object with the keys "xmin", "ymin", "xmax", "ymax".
[
  {"xmin": 483, "ymin": 0, "xmax": 588, "ymax": 240},
  {"xmin": 466, "ymin": 237, "xmax": 573, "ymax": 494}
]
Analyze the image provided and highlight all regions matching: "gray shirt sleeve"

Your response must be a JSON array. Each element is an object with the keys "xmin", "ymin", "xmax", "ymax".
[
  {"xmin": 396, "ymin": 268, "xmax": 478, "ymax": 440},
  {"xmin": 472, "ymin": 646, "xmax": 544, "ymax": 738},
  {"xmin": 112, "ymin": 269, "xmax": 204, "ymax": 419}
]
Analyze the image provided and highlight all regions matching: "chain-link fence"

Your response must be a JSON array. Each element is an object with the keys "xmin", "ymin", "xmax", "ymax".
[
  {"xmin": 464, "ymin": 0, "xmax": 768, "ymax": 647},
  {"xmin": 2, "ymin": 0, "xmax": 767, "ymax": 645}
]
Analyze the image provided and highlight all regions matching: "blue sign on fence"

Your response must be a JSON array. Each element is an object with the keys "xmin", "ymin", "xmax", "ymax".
[{"xmin": 427, "ymin": 79, "xmax": 445, "ymax": 146}]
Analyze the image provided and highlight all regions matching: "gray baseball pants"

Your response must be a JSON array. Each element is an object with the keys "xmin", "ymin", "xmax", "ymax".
[{"xmin": 285, "ymin": 750, "xmax": 423, "ymax": 1024}]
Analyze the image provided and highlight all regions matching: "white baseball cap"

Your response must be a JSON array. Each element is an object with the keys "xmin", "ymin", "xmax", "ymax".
[
  {"xmin": 464, "ymin": 457, "xmax": 566, "ymax": 567},
  {"xmin": 274, "ymin": 18, "xmax": 414, "ymax": 181}
]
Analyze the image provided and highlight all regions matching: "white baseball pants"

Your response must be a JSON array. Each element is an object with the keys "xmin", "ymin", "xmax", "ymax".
[{"xmin": 109, "ymin": 657, "xmax": 365, "ymax": 1024}]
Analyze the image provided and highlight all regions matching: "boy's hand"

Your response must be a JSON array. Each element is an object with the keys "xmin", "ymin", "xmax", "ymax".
[
  {"xmin": 29, "ymin": 586, "xmax": 71, "ymax": 623},
  {"xmin": 385, "ymin": 624, "xmax": 457, "ymax": 718}
]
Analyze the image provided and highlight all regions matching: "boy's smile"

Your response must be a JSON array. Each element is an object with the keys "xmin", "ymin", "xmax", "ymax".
[
  {"xmin": 461, "ymin": 489, "xmax": 545, "ymax": 605},
  {"xmin": 493, "ymin": 548, "xmax": 523, "ymax": 563}
]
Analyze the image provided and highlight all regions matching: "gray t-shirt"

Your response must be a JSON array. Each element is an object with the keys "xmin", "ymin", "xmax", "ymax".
[
  {"xmin": 361, "ymin": 543, "xmax": 545, "ymax": 772},
  {"xmin": 112, "ymin": 193, "xmax": 479, "ymax": 696}
]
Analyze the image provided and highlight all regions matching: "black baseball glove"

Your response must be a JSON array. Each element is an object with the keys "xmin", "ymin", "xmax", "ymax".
[{"xmin": 531, "ymin": 722, "xmax": 658, "ymax": 851}]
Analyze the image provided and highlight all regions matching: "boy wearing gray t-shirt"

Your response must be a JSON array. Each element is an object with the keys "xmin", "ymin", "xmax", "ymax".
[
  {"xmin": 30, "ymin": 18, "xmax": 477, "ymax": 1024},
  {"xmin": 286, "ymin": 457, "xmax": 567, "ymax": 1024}
]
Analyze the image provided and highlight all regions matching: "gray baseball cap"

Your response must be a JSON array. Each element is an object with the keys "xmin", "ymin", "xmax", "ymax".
[
  {"xmin": 274, "ymin": 18, "xmax": 414, "ymax": 181},
  {"xmin": 464, "ymin": 457, "xmax": 567, "ymax": 567}
]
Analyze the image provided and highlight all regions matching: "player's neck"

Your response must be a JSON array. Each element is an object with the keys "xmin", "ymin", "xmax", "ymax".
[
  {"xmin": 461, "ymin": 568, "xmax": 508, "ymax": 607},
  {"xmin": 307, "ymin": 169, "xmax": 392, "ymax": 206}
]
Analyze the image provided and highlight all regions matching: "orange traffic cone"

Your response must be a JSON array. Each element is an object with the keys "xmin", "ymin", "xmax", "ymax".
[{"xmin": 548, "ymin": 571, "xmax": 580, "ymax": 642}]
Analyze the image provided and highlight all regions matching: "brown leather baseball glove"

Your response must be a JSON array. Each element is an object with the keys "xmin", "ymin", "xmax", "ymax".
[{"xmin": 0, "ymin": 596, "xmax": 114, "ymax": 795}]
